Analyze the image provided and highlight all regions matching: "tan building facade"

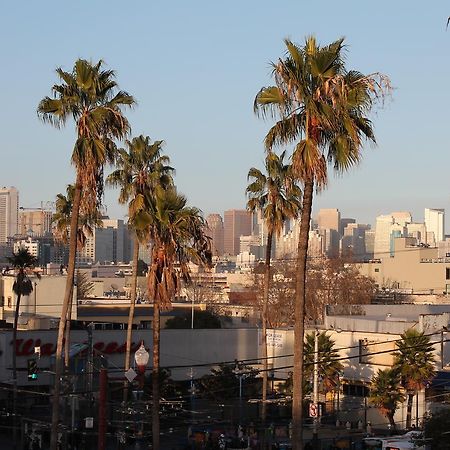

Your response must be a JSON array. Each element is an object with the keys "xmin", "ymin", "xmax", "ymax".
[{"xmin": 357, "ymin": 237, "xmax": 450, "ymax": 293}]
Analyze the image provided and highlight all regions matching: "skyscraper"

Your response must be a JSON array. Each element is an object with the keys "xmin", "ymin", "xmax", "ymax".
[
  {"xmin": 19, "ymin": 209, "xmax": 53, "ymax": 237},
  {"xmin": 424, "ymin": 208, "xmax": 445, "ymax": 244},
  {"xmin": 223, "ymin": 209, "xmax": 251, "ymax": 256},
  {"xmin": 206, "ymin": 213, "xmax": 224, "ymax": 256},
  {"xmin": 374, "ymin": 212, "xmax": 410, "ymax": 259},
  {"xmin": 77, "ymin": 218, "xmax": 131, "ymax": 264},
  {"xmin": 317, "ymin": 208, "xmax": 341, "ymax": 233},
  {"xmin": 0, "ymin": 187, "xmax": 19, "ymax": 243}
]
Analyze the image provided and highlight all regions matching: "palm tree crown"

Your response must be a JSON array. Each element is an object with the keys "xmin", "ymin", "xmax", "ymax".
[
  {"xmin": 7, "ymin": 248, "xmax": 38, "ymax": 297},
  {"xmin": 53, "ymin": 184, "xmax": 102, "ymax": 247},
  {"xmin": 246, "ymin": 150, "xmax": 301, "ymax": 236},
  {"xmin": 304, "ymin": 331, "xmax": 343, "ymax": 391},
  {"xmin": 394, "ymin": 329, "xmax": 436, "ymax": 392},
  {"xmin": 107, "ymin": 135, "xmax": 174, "ymax": 232},
  {"xmin": 255, "ymin": 36, "xmax": 389, "ymax": 185},
  {"xmin": 369, "ymin": 368, "xmax": 405, "ymax": 430},
  {"xmin": 38, "ymin": 59, "xmax": 135, "ymax": 213},
  {"xmin": 147, "ymin": 187, "xmax": 211, "ymax": 309},
  {"xmin": 393, "ymin": 328, "xmax": 435, "ymax": 430}
]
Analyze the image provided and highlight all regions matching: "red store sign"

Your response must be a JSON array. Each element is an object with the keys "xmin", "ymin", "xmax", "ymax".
[{"xmin": 12, "ymin": 339, "xmax": 142, "ymax": 357}]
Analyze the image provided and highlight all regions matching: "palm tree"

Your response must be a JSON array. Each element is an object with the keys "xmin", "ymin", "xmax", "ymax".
[
  {"xmin": 38, "ymin": 59, "xmax": 135, "ymax": 450},
  {"xmin": 7, "ymin": 248, "xmax": 38, "ymax": 450},
  {"xmin": 53, "ymin": 184, "xmax": 103, "ymax": 368},
  {"xmin": 304, "ymin": 331, "xmax": 343, "ymax": 394},
  {"xmin": 393, "ymin": 329, "xmax": 435, "ymax": 429},
  {"xmin": 246, "ymin": 150, "xmax": 301, "ymax": 421},
  {"xmin": 106, "ymin": 135, "xmax": 174, "ymax": 402},
  {"xmin": 146, "ymin": 187, "xmax": 211, "ymax": 450},
  {"xmin": 53, "ymin": 184, "xmax": 102, "ymax": 248},
  {"xmin": 369, "ymin": 368, "xmax": 405, "ymax": 431},
  {"xmin": 254, "ymin": 37, "xmax": 389, "ymax": 448}
]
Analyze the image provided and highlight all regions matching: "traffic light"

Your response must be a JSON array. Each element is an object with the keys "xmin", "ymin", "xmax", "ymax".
[{"xmin": 27, "ymin": 359, "xmax": 38, "ymax": 380}]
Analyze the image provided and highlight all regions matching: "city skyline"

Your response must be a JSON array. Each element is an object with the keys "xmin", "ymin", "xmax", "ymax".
[
  {"xmin": 8, "ymin": 184, "xmax": 450, "ymax": 235},
  {"xmin": 1, "ymin": 2, "xmax": 450, "ymax": 232}
]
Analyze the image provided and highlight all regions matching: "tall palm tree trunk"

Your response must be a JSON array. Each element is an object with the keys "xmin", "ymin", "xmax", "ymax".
[
  {"xmin": 387, "ymin": 413, "xmax": 396, "ymax": 432},
  {"xmin": 261, "ymin": 230, "xmax": 273, "ymax": 423},
  {"xmin": 64, "ymin": 284, "xmax": 74, "ymax": 369},
  {"xmin": 406, "ymin": 393, "xmax": 414, "ymax": 429},
  {"xmin": 152, "ymin": 299, "xmax": 161, "ymax": 450},
  {"xmin": 12, "ymin": 288, "xmax": 22, "ymax": 450},
  {"xmin": 292, "ymin": 178, "xmax": 314, "ymax": 450},
  {"xmin": 123, "ymin": 236, "xmax": 140, "ymax": 404},
  {"xmin": 50, "ymin": 178, "xmax": 82, "ymax": 450}
]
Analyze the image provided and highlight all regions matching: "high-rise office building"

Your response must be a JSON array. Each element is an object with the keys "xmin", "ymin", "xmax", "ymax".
[
  {"xmin": 0, "ymin": 187, "xmax": 19, "ymax": 243},
  {"xmin": 341, "ymin": 223, "xmax": 370, "ymax": 260},
  {"xmin": 317, "ymin": 208, "xmax": 341, "ymax": 233},
  {"xmin": 424, "ymin": 208, "xmax": 445, "ymax": 244},
  {"xmin": 223, "ymin": 209, "xmax": 251, "ymax": 256},
  {"xmin": 77, "ymin": 218, "xmax": 132, "ymax": 264},
  {"xmin": 206, "ymin": 213, "xmax": 224, "ymax": 256},
  {"xmin": 340, "ymin": 218, "xmax": 356, "ymax": 236},
  {"xmin": 19, "ymin": 209, "xmax": 53, "ymax": 237},
  {"xmin": 374, "ymin": 212, "xmax": 410, "ymax": 259}
]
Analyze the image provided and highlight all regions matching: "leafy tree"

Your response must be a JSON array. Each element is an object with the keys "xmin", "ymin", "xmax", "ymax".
[
  {"xmin": 393, "ymin": 329, "xmax": 436, "ymax": 429},
  {"xmin": 199, "ymin": 362, "xmax": 260, "ymax": 401},
  {"xmin": 369, "ymin": 368, "xmax": 405, "ymax": 431},
  {"xmin": 305, "ymin": 257, "xmax": 376, "ymax": 322},
  {"xmin": 146, "ymin": 187, "xmax": 211, "ymax": 450},
  {"xmin": 165, "ymin": 309, "xmax": 221, "ymax": 329},
  {"xmin": 106, "ymin": 135, "xmax": 173, "ymax": 394},
  {"xmin": 38, "ymin": 58, "xmax": 135, "ymax": 450},
  {"xmin": 246, "ymin": 150, "xmax": 301, "ymax": 421},
  {"xmin": 254, "ymin": 37, "xmax": 389, "ymax": 448},
  {"xmin": 251, "ymin": 257, "xmax": 375, "ymax": 328},
  {"xmin": 7, "ymin": 248, "xmax": 38, "ymax": 447},
  {"xmin": 423, "ymin": 409, "xmax": 450, "ymax": 449}
]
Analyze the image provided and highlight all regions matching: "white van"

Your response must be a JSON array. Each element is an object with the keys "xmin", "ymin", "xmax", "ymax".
[{"xmin": 363, "ymin": 435, "xmax": 424, "ymax": 450}]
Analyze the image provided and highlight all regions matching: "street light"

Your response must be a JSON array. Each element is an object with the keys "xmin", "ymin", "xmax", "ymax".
[
  {"xmin": 134, "ymin": 343, "xmax": 149, "ymax": 444},
  {"xmin": 134, "ymin": 342, "xmax": 149, "ymax": 389},
  {"xmin": 134, "ymin": 342, "xmax": 149, "ymax": 374},
  {"xmin": 233, "ymin": 360, "xmax": 249, "ymax": 425}
]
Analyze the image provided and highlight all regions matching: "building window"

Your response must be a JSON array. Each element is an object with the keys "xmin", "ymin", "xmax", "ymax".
[
  {"xmin": 374, "ymin": 268, "xmax": 380, "ymax": 273},
  {"xmin": 343, "ymin": 384, "xmax": 369, "ymax": 397},
  {"xmin": 447, "ymin": 268, "xmax": 450, "ymax": 280},
  {"xmin": 7, "ymin": 297, "xmax": 11, "ymax": 308}
]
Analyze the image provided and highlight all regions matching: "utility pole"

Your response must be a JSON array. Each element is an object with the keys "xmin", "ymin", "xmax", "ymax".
[
  {"xmin": 312, "ymin": 330, "xmax": 319, "ymax": 449},
  {"xmin": 98, "ymin": 368, "xmax": 107, "ymax": 450},
  {"xmin": 87, "ymin": 323, "xmax": 94, "ymax": 401}
]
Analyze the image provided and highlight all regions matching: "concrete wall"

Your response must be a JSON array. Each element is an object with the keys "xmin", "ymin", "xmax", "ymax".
[
  {"xmin": 357, "ymin": 238, "xmax": 449, "ymax": 292},
  {"xmin": 0, "ymin": 328, "xmax": 260, "ymax": 386},
  {"xmin": 1, "ymin": 274, "xmax": 77, "ymax": 324}
]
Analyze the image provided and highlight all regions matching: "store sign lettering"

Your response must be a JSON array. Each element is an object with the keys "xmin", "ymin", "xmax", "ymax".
[{"xmin": 11, "ymin": 339, "xmax": 141, "ymax": 356}]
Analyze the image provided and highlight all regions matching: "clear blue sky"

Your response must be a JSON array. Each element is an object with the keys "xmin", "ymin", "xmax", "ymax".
[{"xmin": 1, "ymin": 1, "xmax": 450, "ymax": 228}]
